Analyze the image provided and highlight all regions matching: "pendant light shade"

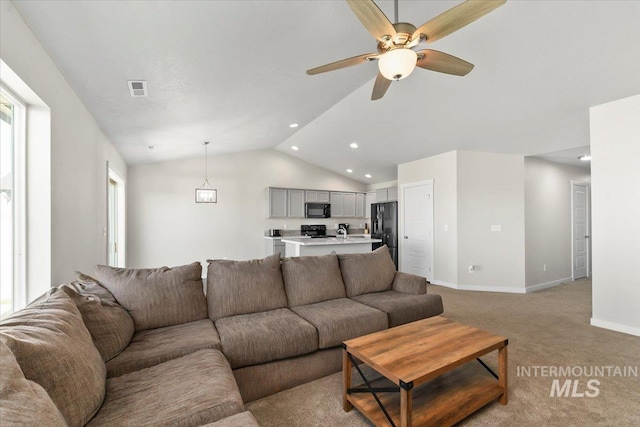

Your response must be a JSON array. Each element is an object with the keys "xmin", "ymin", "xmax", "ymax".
[
  {"xmin": 378, "ymin": 48, "xmax": 418, "ymax": 81},
  {"xmin": 195, "ymin": 141, "xmax": 217, "ymax": 203}
]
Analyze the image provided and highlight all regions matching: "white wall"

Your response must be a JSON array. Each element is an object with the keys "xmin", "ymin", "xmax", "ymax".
[
  {"xmin": 1, "ymin": 1, "xmax": 127, "ymax": 291},
  {"xmin": 457, "ymin": 151, "xmax": 526, "ymax": 291},
  {"xmin": 524, "ymin": 158, "xmax": 590, "ymax": 288},
  {"xmin": 398, "ymin": 151, "xmax": 458, "ymax": 285},
  {"xmin": 590, "ymin": 94, "xmax": 640, "ymax": 337},
  {"xmin": 127, "ymin": 149, "xmax": 366, "ymax": 268}
]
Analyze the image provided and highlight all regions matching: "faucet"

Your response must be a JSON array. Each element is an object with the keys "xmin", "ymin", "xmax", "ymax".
[{"xmin": 337, "ymin": 228, "xmax": 348, "ymax": 239}]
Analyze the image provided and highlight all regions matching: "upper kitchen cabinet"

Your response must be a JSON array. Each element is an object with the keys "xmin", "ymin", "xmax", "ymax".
[
  {"xmin": 375, "ymin": 186, "xmax": 398, "ymax": 203},
  {"xmin": 356, "ymin": 193, "xmax": 365, "ymax": 218},
  {"xmin": 267, "ymin": 188, "xmax": 288, "ymax": 218},
  {"xmin": 288, "ymin": 189, "xmax": 305, "ymax": 218},
  {"xmin": 305, "ymin": 190, "xmax": 330, "ymax": 203},
  {"xmin": 330, "ymin": 192, "xmax": 345, "ymax": 217},
  {"xmin": 267, "ymin": 187, "xmax": 305, "ymax": 218},
  {"xmin": 343, "ymin": 192, "xmax": 356, "ymax": 217},
  {"xmin": 365, "ymin": 191, "xmax": 376, "ymax": 218}
]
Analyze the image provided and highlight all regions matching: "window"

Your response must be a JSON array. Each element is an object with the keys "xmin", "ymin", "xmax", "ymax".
[
  {"xmin": 1, "ymin": 87, "xmax": 26, "ymax": 319},
  {"xmin": 107, "ymin": 166, "xmax": 125, "ymax": 267}
]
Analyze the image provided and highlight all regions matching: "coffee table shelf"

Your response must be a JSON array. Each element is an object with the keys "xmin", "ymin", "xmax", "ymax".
[{"xmin": 347, "ymin": 363, "xmax": 504, "ymax": 427}]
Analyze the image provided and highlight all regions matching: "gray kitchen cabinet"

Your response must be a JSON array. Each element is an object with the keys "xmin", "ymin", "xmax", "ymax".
[
  {"xmin": 330, "ymin": 192, "xmax": 345, "ymax": 217},
  {"xmin": 265, "ymin": 238, "xmax": 285, "ymax": 257},
  {"xmin": 288, "ymin": 189, "xmax": 305, "ymax": 218},
  {"xmin": 344, "ymin": 192, "xmax": 356, "ymax": 217},
  {"xmin": 376, "ymin": 188, "xmax": 388, "ymax": 203},
  {"xmin": 365, "ymin": 191, "xmax": 376, "ymax": 218},
  {"xmin": 356, "ymin": 193, "xmax": 365, "ymax": 218},
  {"xmin": 305, "ymin": 190, "xmax": 330, "ymax": 203},
  {"xmin": 387, "ymin": 186, "xmax": 398, "ymax": 202},
  {"xmin": 268, "ymin": 188, "xmax": 288, "ymax": 218}
]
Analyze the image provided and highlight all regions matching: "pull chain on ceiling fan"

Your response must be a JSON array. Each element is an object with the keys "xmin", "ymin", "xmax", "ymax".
[{"xmin": 307, "ymin": 0, "xmax": 506, "ymax": 100}]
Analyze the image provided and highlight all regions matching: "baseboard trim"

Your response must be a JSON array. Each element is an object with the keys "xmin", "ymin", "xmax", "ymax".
[
  {"xmin": 590, "ymin": 318, "xmax": 640, "ymax": 337},
  {"xmin": 525, "ymin": 277, "xmax": 572, "ymax": 293},
  {"xmin": 430, "ymin": 280, "xmax": 526, "ymax": 294}
]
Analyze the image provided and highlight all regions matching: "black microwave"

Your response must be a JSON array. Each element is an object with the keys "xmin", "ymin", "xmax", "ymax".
[{"xmin": 305, "ymin": 203, "xmax": 331, "ymax": 218}]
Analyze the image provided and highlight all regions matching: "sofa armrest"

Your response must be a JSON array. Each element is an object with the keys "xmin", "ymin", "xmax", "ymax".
[{"xmin": 391, "ymin": 272, "xmax": 427, "ymax": 294}]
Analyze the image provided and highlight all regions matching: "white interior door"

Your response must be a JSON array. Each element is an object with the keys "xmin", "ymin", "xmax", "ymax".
[
  {"xmin": 401, "ymin": 181, "xmax": 434, "ymax": 280},
  {"xmin": 572, "ymin": 181, "xmax": 590, "ymax": 279}
]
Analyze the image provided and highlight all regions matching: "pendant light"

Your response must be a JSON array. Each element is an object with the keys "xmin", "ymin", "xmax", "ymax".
[{"xmin": 195, "ymin": 141, "xmax": 217, "ymax": 203}]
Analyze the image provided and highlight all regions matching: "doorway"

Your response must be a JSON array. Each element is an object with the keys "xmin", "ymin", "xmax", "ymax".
[
  {"xmin": 400, "ymin": 180, "xmax": 434, "ymax": 281},
  {"xmin": 571, "ymin": 181, "xmax": 590, "ymax": 280},
  {"xmin": 108, "ymin": 165, "xmax": 126, "ymax": 267}
]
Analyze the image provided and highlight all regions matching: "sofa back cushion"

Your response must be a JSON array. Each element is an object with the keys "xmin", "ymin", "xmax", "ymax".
[
  {"xmin": 93, "ymin": 262, "xmax": 207, "ymax": 332},
  {"xmin": 72, "ymin": 271, "xmax": 118, "ymax": 302},
  {"xmin": 282, "ymin": 254, "xmax": 347, "ymax": 306},
  {"xmin": 338, "ymin": 245, "xmax": 397, "ymax": 297},
  {"xmin": 60, "ymin": 284, "xmax": 135, "ymax": 362},
  {"xmin": 207, "ymin": 254, "xmax": 287, "ymax": 321},
  {"xmin": 0, "ymin": 340, "xmax": 67, "ymax": 427},
  {"xmin": 0, "ymin": 288, "xmax": 106, "ymax": 427}
]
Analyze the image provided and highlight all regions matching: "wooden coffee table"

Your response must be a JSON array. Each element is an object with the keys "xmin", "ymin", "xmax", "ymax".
[{"xmin": 342, "ymin": 316, "xmax": 508, "ymax": 427}]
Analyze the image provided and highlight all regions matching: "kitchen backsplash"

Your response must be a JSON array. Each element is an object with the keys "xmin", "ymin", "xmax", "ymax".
[{"xmin": 264, "ymin": 228, "xmax": 367, "ymax": 237}]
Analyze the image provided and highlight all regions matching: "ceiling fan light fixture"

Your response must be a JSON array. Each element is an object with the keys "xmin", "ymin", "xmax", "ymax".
[{"xmin": 378, "ymin": 48, "xmax": 417, "ymax": 81}]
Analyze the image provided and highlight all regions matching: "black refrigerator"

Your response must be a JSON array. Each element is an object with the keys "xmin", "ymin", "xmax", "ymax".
[{"xmin": 371, "ymin": 202, "xmax": 398, "ymax": 269}]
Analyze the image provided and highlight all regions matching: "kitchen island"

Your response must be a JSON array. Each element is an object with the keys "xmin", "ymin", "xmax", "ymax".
[{"xmin": 281, "ymin": 236, "xmax": 382, "ymax": 257}]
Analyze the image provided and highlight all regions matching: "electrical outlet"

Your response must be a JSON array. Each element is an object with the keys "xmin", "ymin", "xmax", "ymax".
[
  {"xmin": 543, "ymin": 264, "xmax": 547, "ymax": 272},
  {"xmin": 468, "ymin": 265, "xmax": 475, "ymax": 273}
]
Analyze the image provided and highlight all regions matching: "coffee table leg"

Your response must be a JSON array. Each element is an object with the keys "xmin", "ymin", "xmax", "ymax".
[
  {"xmin": 498, "ymin": 344, "xmax": 508, "ymax": 405},
  {"xmin": 343, "ymin": 348, "xmax": 353, "ymax": 411},
  {"xmin": 400, "ymin": 387, "xmax": 412, "ymax": 427}
]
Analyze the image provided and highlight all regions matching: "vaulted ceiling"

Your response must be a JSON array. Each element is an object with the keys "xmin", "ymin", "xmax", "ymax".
[{"xmin": 13, "ymin": 0, "xmax": 640, "ymax": 182}]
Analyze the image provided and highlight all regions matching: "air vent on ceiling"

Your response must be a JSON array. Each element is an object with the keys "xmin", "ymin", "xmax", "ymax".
[{"xmin": 128, "ymin": 81, "xmax": 148, "ymax": 97}]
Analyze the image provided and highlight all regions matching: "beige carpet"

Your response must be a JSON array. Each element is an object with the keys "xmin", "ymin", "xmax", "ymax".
[{"xmin": 247, "ymin": 279, "xmax": 640, "ymax": 426}]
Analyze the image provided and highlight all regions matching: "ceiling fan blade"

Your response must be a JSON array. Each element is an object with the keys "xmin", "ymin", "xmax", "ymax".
[
  {"xmin": 346, "ymin": 0, "xmax": 397, "ymax": 42},
  {"xmin": 416, "ymin": 49, "xmax": 474, "ymax": 76},
  {"xmin": 307, "ymin": 53, "xmax": 377, "ymax": 75},
  {"xmin": 371, "ymin": 72, "xmax": 392, "ymax": 100},
  {"xmin": 412, "ymin": 0, "xmax": 506, "ymax": 44}
]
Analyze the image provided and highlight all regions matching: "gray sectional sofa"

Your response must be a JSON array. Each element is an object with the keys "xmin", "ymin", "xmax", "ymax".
[{"xmin": 0, "ymin": 246, "xmax": 443, "ymax": 426}]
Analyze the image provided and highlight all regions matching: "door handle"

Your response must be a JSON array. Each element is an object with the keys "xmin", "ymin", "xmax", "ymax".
[
  {"xmin": 585, "ymin": 235, "xmax": 590, "ymax": 239},
  {"xmin": 404, "ymin": 236, "xmax": 408, "ymax": 239}
]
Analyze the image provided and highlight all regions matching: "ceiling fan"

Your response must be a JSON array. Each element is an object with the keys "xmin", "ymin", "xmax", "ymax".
[{"xmin": 307, "ymin": 0, "xmax": 506, "ymax": 100}]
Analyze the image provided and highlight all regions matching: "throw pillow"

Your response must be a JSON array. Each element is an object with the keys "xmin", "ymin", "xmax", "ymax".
[
  {"xmin": 92, "ymin": 262, "xmax": 207, "ymax": 332},
  {"xmin": 0, "ymin": 288, "xmax": 106, "ymax": 427},
  {"xmin": 281, "ymin": 254, "xmax": 347, "ymax": 306},
  {"xmin": 338, "ymin": 245, "xmax": 397, "ymax": 297},
  {"xmin": 60, "ymin": 284, "xmax": 134, "ymax": 362},
  {"xmin": 207, "ymin": 253, "xmax": 287, "ymax": 320},
  {"xmin": 71, "ymin": 271, "xmax": 118, "ymax": 302}
]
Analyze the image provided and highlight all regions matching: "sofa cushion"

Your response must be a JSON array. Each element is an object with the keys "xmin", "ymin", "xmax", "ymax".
[
  {"xmin": 0, "ymin": 340, "xmax": 67, "ymax": 427},
  {"xmin": 93, "ymin": 262, "xmax": 207, "ymax": 331},
  {"xmin": 72, "ymin": 271, "xmax": 118, "ymax": 302},
  {"xmin": 200, "ymin": 411, "xmax": 260, "ymax": 427},
  {"xmin": 352, "ymin": 290, "xmax": 444, "ymax": 327},
  {"xmin": 60, "ymin": 284, "xmax": 134, "ymax": 362},
  {"xmin": 216, "ymin": 308, "xmax": 318, "ymax": 369},
  {"xmin": 282, "ymin": 254, "xmax": 347, "ymax": 307},
  {"xmin": 106, "ymin": 319, "xmax": 221, "ymax": 378},
  {"xmin": 207, "ymin": 254, "xmax": 287, "ymax": 321},
  {"xmin": 338, "ymin": 245, "xmax": 397, "ymax": 297},
  {"xmin": 292, "ymin": 298, "xmax": 388, "ymax": 349},
  {"xmin": 0, "ymin": 288, "xmax": 106, "ymax": 427},
  {"xmin": 88, "ymin": 349, "xmax": 244, "ymax": 427}
]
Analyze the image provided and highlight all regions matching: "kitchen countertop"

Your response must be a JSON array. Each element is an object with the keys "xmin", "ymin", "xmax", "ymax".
[
  {"xmin": 281, "ymin": 236, "xmax": 381, "ymax": 246},
  {"xmin": 265, "ymin": 234, "xmax": 372, "ymax": 240}
]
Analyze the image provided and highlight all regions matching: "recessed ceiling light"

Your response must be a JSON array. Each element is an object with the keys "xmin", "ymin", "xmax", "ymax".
[
  {"xmin": 289, "ymin": 123, "xmax": 299, "ymax": 128},
  {"xmin": 365, "ymin": 174, "xmax": 372, "ymax": 178},
  {"xmin": 350, "ymin": 142, "xmax": 358, "ymax": 149},
  {"xmin": 291, "ymin": 145, "xmax": 299, "ymax": 151},
  {"xmin": 578, "ymin": 154, "xmax": 591, "ymax": 161},
  {"xmin": 346, "ymin": 169, "xmax": 353, "ymax": 173}
]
